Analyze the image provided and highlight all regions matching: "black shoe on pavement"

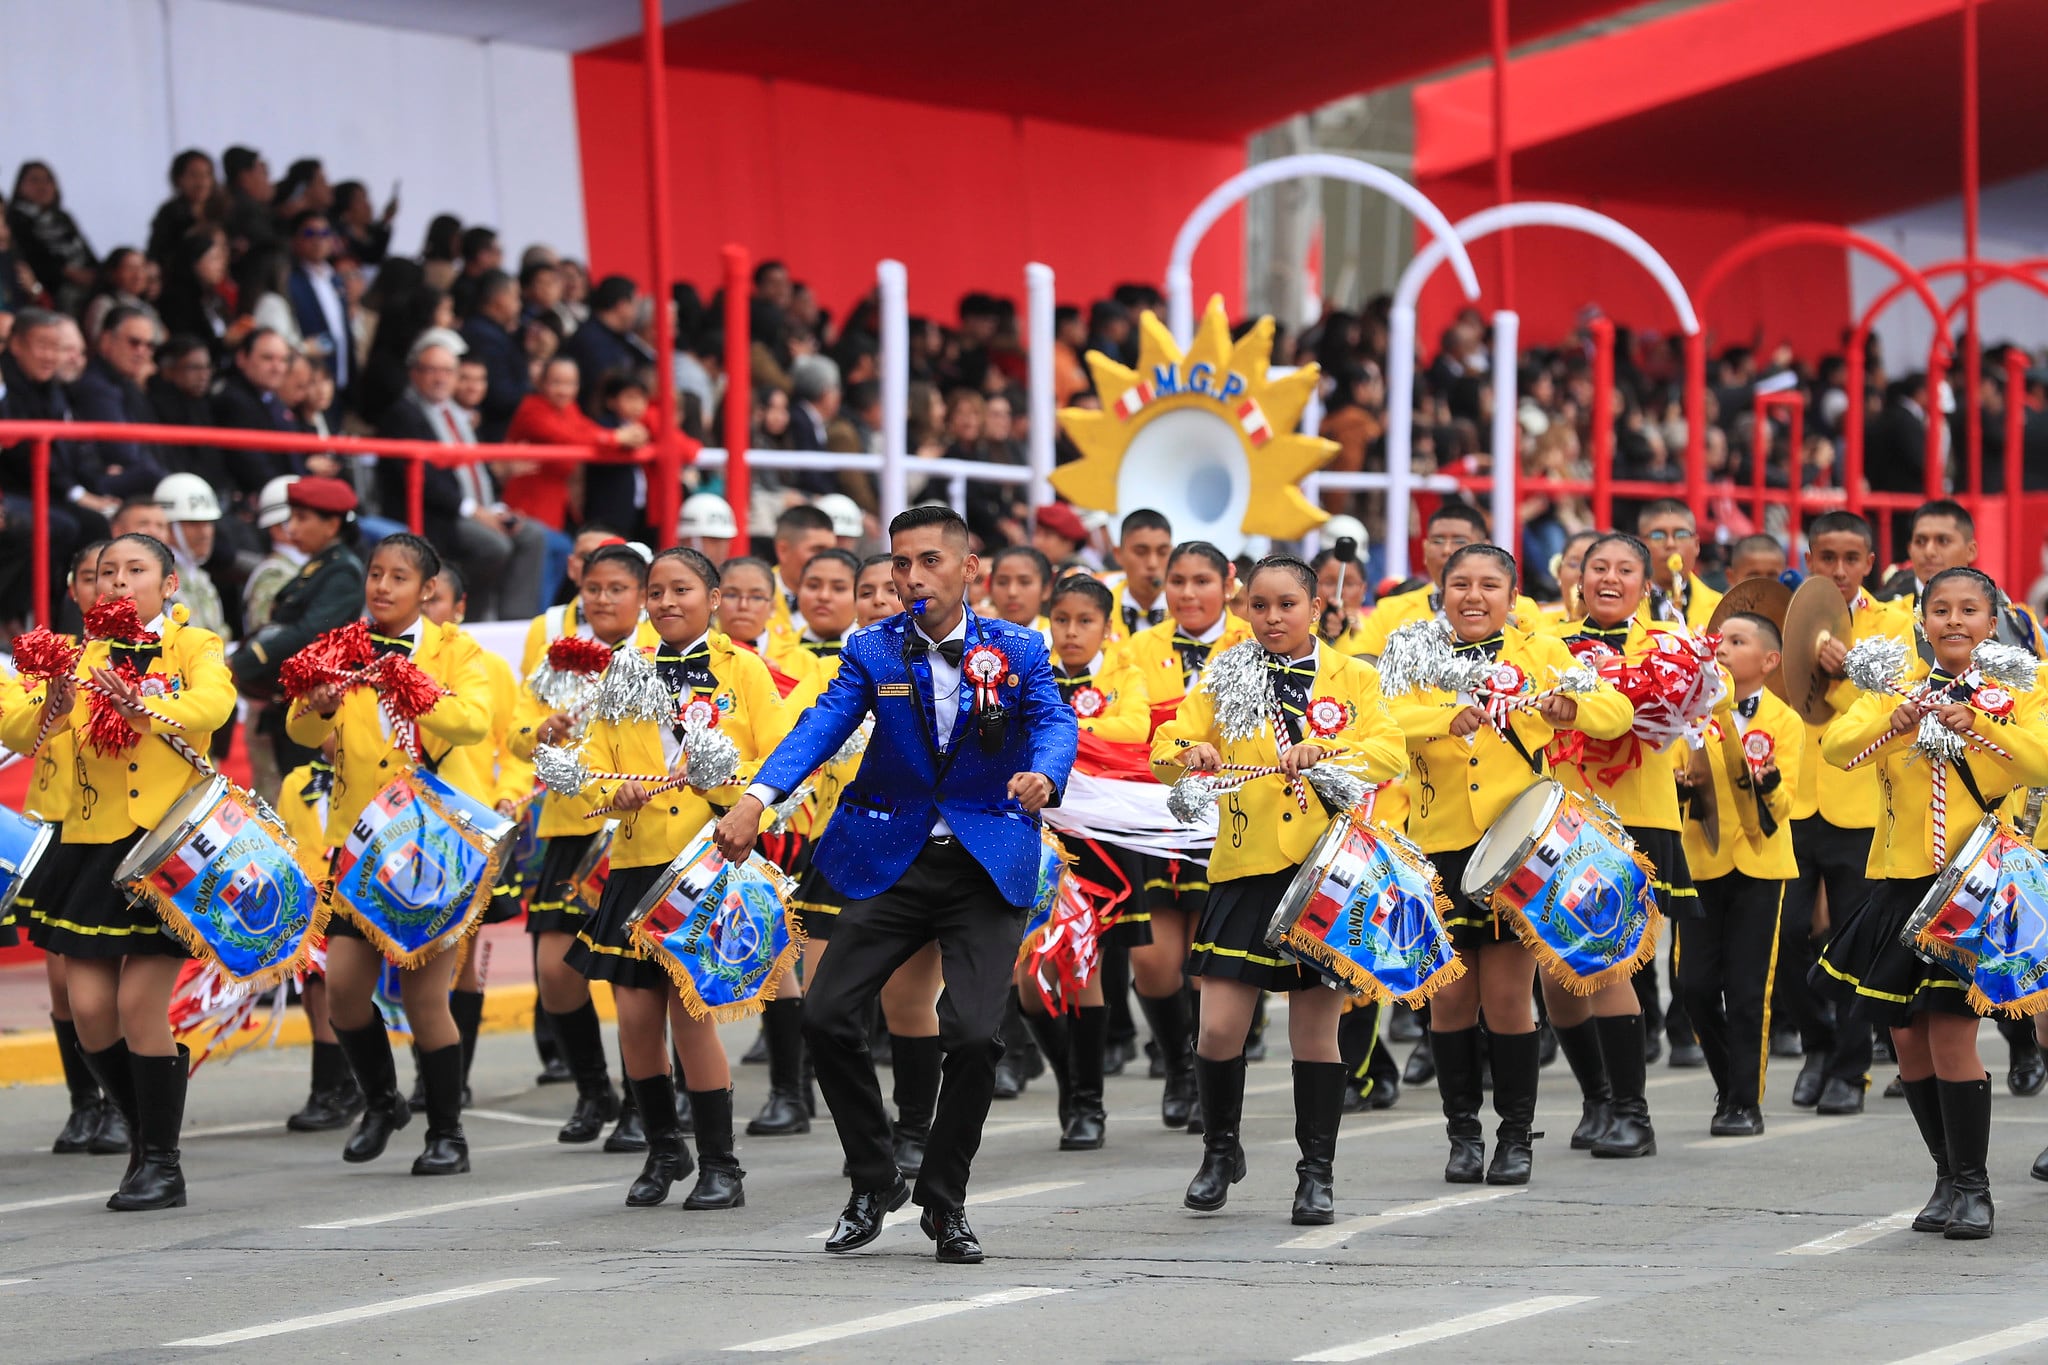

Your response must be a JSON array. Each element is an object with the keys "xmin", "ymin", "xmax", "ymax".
[
  {"xmin": 825, "ymin": 1177, "xmax": 910, "ymax": 1252},
  {"xmin": 1816, "ymin": 1075, "xmax": 1867, "ymax": 1115},
  {"xmin": 1709, "ymin": 1104, "xmax": 1764, "ymax": 1137},
  {"xmin": 1791, "ymin": 1053, "xmax": 1827, "ymax": 1108},
  {"xmin": 921, "ymin": 1205, "xmax": 985, "ymax": 1264}
]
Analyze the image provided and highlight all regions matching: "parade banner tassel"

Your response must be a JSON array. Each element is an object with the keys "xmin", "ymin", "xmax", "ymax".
[{"xmin": 628, "ymin": 827, "xmax": 802, "ymax": 1023}]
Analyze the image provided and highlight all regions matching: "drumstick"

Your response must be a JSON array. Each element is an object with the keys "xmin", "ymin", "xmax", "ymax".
[
  {"xmin": 1841, "ymin": 682, "xmax": 2015, "ymax": 769},
  {"xmin": 583, "ymin": 773, "xmax": 690, "ymax": 819},
  {"xmin": 83, "ymin": 679, "xmax": 185, "ymax": 732}
]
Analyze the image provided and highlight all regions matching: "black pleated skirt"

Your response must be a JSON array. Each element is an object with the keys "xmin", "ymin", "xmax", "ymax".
[
  {"xmin": 565, "ymin": 862, "xmax": 673, "ymax": 991},
  {"xmin": 1629, "ymin": 823, "xmax": 1696, "ymax": 922},
  {"xmin": 1186, "ymin": 865, "xmax": 1323, "ymax": 993},
  {"xmin": 525, "ymin": 832, "xmax": 603, "ymax": 936},
  {"xmin": 1814, "ymin": 875, "xmax": 1975, "ymax": 1027},
  {"xmin": 39, "ymin": 831, "xmax": 189, "ymax": 960}
]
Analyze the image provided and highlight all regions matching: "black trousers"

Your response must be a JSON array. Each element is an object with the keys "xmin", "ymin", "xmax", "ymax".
[
  {"xmin": 1783, "ymin": 816, "xmax": 1876, "ymax": 1082},
  {"xmin": 1678, "ymin": 871, "xmax": 1785, "ymax": 1109},
  {"xmin": 803, "ymin": 836, "xmax": 1023, "ymax": 1211}
]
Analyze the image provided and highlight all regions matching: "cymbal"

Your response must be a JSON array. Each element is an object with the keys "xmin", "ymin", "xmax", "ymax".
[
  {"xmin": 1707, "ymin": 576, "xmax": 1794, "ymax": 702},
  {"xmin": 1782, "ymin": 576, "xmax": 1853, "ymax": 725}
]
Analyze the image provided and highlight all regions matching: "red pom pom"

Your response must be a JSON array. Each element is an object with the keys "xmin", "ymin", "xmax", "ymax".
[
  {"xmin": 83, "ymin": 597, "xmax": 154, "ymax": 644},
  {"xmin": 546, "ymin": 637, "xmax": 614, "ymax": 676},
  {"xmin": 83, "ymin": 660, "xmax": 145, "ymax": 756},
  {"xmin": 371, "ymin": 655, "xmax": 446, "ymax": 721},
  {"xmin": 11, "ymin": 627, "xmax": 81, "ymax": 683},
  {"xmin": 281, "ymin": 622, "xmax": 375, "ymax": 699}
]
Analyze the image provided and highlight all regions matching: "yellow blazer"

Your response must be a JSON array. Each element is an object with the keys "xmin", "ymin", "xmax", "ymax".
[
  {"xmin": 1681, "ymin": 686, "xmax": 1804, "ymax": 881},
  {"xmin": 774, "ymin": 646, "xmax": 864, "ymax": 839},
  {"xmin": 1822, "ymin": 668, "xmax": 2048, "ymax": 879},
  {"xmin": 285, "ymin": 620, "xmax": 496, "ymax": 846},
  {"xmin": 1357, "ymin": 584, "xmax": 1545, "ymax": 660},
  {"xmin": 1152, "ymin": 646, "xmax": 1407, "ymax": 881},
  {"xmin": 44, "ymin": 612, "xmax": 237, "ymax": 844},
  {"xmin": 508, "ymin": 622, "xmax": 663, "ymax": 838},
  {"xmin": 519, "ymin": 599, "xmax": 583, "ymax": 679},
  {"xmin": 276, "ymin": 762, "xmax": 339, "ymax": 881},
  {"xmin": 0, "ymin": 658, "xmax": 81, "ymax": 822},
  {"xmin": 1058, "ymin": 653, "xmax": 1153, "ymax": 746},
  {"xmin": 1123, "ymin": 615, "xmax": 1257, "ymax": 720},
  {"xmin": 583, "ymin": 632, "xmax": 783, "ymax": 869},
  {"xmin": 1388, "ymin": 627, "xmax": 1634, "ymax": 853},
  {"xmin": 437, "ymin": 645, "xmax": 531, "ymax": 812},
  {"xmin": 1540, "ymin": 615, "xmax": 1688, "ymax": 831},
  {"xmin": 1800, "ymin": 593, "xmax": 1911, "ymax": 827}
]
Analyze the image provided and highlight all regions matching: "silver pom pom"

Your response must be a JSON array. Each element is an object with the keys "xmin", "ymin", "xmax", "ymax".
[
  {"xmin": 1203, "ymin": 640, "xmax": 1278, "ymax": 743},
  {"xmin": 766, "ymin": 782, "xmax": 814, "ymax": 833},
  {"xmin": 682, "ymin": 718, "xmax": 741, "ymax": 790},
  {"xmin": 1376, "ymin": 618, "xmax": 1456, "ymax": 695},
  {"xmin": 593, "ymin": 646, "xmax": 671, "ymax": 724},
  {"xmin": 831, "ymin": 719, "xmax": 872, "ymax": 767},
  {"xmin": 527, "ymin": 659, "xmax": 601, "ymax": 714},
  {"xmin": 1303, "ymin": 762, "xmax": 1369, "ymax": 814},
  {"xmin": 1167, "ymin": 775, "xmax": 1220, "ymax": 824},
  {"xmin": 1844, "ymin": 635, "xmax": 1910, "ymax": 695},
  {"xmin": 533, "ymin": 743, "xmax": 592, "ymax": 796},
  {"xmin": 1551, "ymin": 665, "xmax": 1602, "ymax": 695},
  {"xmin": 1914, "ymin": 713, "xmax": 1967, "ymax": 765},
  {"xmin": 1436, "ymin": 654, "xmax": 1497, "ymax": 696},
  {"xmin": 1973, "ymin": 640, "xmax": 2040, "ymax": 693}
]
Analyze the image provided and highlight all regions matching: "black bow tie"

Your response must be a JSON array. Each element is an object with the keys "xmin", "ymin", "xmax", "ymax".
[
  {"xmin": 1265, "ymin": 652, "xmax": 1317, "ymax": 682},
  {"xmin": 107, "ymin": 638, "xmax": 163, "ymax": 670},
  {"xmin": 369, "ymin": 632, "xmax": 413, "ymax": 658},
  {"xmin": 1123, "ymin": 601, "xmax": 1167, "ymax": 634},
  {"xmin": 301, "ymin": 759, "xmax": 335, "ymax": 803},
  {"xmin": 908, "ymin": 634, "xmax": 964, "ymax": 667},
  {"xmin": 804, "ymin": 637, "xmax": 844, "ymax": 658},
  {"xmin": 1736, "ymin": 694, "xmax": 1761, "ymax": 721},
  {"xmin": 1573, "ymin": 621, "xmax": 1632, "ymax": 644},
  {"xmin": 656, "ymin": 642, "xmax": 715, "ymax": 696},
  {"xmin": 1453, "ymin": 633, "xmax": 1505, "ymax": 659}
]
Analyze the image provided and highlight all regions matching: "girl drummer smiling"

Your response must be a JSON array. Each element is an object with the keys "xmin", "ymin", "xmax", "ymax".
[{"xmin": 1387, "ymin": 543, "xmax": 1633, "ymax": 1188}]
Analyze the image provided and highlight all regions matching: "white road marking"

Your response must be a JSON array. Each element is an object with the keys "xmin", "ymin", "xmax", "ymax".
[
  {"xmin": 1294, "ymin": 1295, "xmax": 1598, "ymax": 1361},
  {"xmin": 302, "ymin": 1182, "xmax": 612, "ymax": 1229},
  {"xmin": 183, "ymin": 1120, "xmax": 289, "ymax": 1139},
  {"xmin": 465, "ymin": 1108, "xmax": 566, "ymax": 1129},
  {"xmin": 1780, "ymin": 1209, "xmax": 1919, "ymax": 1256},
  {"xmin": 726, "ymin": 1286, "xmax": 1068, "ymax": 1353},
  {"xmin": 1329, "ymin": 1115, "xmax": 1444, "ymax": 1145},
  {"xmin": 1281, "ymin": 1188, "xmax": 1524, "ymax": 1250},
  {"xmin": 806, "ymin": 1180, "xmax": 1081, "ymax": 1239},
  {"xmin": 0, "ymin": 1191, "xmax": 106, "ymax": 1216},
  {"xmin": 1887, "ymin": 1314, "xmax": 2048, "ymax": 1364},
  {"xmin": 1684, "ymin": 1118, "xmax": 1865, "ymax": 1150},
  {"xmin": 0, "ymin": 1277, "xmax": 32, "ymax": 1286},
  {"xmin": 164, "ymin": 1277, "xmax": 554, "ymax": 1346}
]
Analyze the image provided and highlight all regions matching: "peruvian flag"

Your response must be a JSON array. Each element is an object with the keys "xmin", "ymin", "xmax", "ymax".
[
  {"xmin": 1114, "ymin": 383, "xmax": 1154, "ymax": 420},
  {"xmin": 1237, "ymin": 398, "xmax": 1274, "ymax": 446}
]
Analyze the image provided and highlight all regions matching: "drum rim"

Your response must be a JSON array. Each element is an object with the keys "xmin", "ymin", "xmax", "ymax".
[
  {"xmin": 390, "ymin": 766, "xmax": 519, "ymax": 854},
  {"xmin": 1462, "ymin": 777, "xmax": 1564, "ymax": 902},
  {"xmin": 627, "ymin": 823, "xmax": 722, "ymax": 928},
  {"xmin": 570, "ymin": 819, "xmax": 617, "ymax": 883},
  {"xmin": 112, "ymin": 773, "xmax": 229, "ymax": 887},
  {"xmin": 1908, "ymin": 813, "xmax": 2010, "ymax": 942}
]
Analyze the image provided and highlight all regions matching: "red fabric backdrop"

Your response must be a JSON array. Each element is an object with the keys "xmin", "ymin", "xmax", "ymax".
[{"xmin": 572, "ymin": 57, "xmax": 1245, "ymax": 324}]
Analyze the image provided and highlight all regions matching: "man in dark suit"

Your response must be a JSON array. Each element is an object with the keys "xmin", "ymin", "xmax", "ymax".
[
  {"xmin": 286, "ymin": 209, "xmax": 351, "ymax": 403},
  {"xmin": 67, "ymin": 305, "xmax": 168, "ymax": 498},
  {"xmin": 211, "ymin": 327, "xmax": 297, "ymax": 499},
  {"xmin": 717, "ymin": 505, "xmax": 1078, "ymax": 1264},
  {"xmin": 148, "ymin": 335, "xmax": 233, "ymax": 503},
  {"xmin": 1867, "ymin": 373, "xmax": 1933, "ymax": 554},
  {"xmin": 565, "ymin": 275, "xmax": 651, "ymax": 416},
  {"xmin": 785, "ymin": 353, "xmax": 842, "ymax": 495},
  {"xmin": 457, "ymin": 269, "xmax": 528, "ymax": 442}
]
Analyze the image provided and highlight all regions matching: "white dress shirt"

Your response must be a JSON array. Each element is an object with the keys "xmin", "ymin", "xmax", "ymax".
[{"xmin": 303, "ymin": 262, "xmax": 349, "ymax": 384}]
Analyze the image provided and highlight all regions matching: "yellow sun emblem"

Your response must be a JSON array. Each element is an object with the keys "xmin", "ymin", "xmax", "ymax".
[{"xmin": 1053, "ymin": 296, "xmax": 1337, "ymax": 553}]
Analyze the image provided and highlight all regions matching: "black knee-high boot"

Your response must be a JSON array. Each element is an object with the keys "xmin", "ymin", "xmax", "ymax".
[
  {"xmin": 334, "ymin": 1020, "xmax": 411, "ymax": 1163},
  {"xmin": 411, "ymin": 1043, "xmax": 470, "ymax": 1176},
  {"xmin": 1022, "ymin": 1007, "xmax": 1074, "ymax": 1127},
  {"xmin": 1138, "ymin": 992, "xmax": 1195, "ymax": 1129},
  {"xmin": 51, "ymin": 1017, "xmax": 106, "ymax": 1153},
  {"xmin": 1290, "ymin": 1060, "xmax": 1346, "ymax": 1225},
  {"xmin": 449, "ymin": 989, "xmax": 485, "ymax": 1094},
  {"xmin": 1433, "ymin": 1027, "xmax": 1485, "ymax": 1183},
  {"xmin": 606, "ymin": 1038, "xmax": 648, "ymax": 1152},
  {"xmin": 1183, "ymin": 1054, "xmax": 1247, "ymax": 1211},
  {"xmin": 289, "ymin": 1039, "xmax": 366, "ymax": 1133},
  {"xmin": 1337, "ymin": 1004, "xmax": 1377, "ymax": 1112},
  {"xmin": 1101, "ymin": 944, "xmax": 1136, "ymax": 1075},
  {"xmin": 747, "ymin": 997, "xmax": 812, "ymax": 1135},
  {"xmin": 1061, "ymin": 1006, "xmax": 1108, "ymax": 1151},
  {"xmin": 548, "ymin": 1001, "xmax": 617, "ymax": 1143},
  {"xmin": 683, "ymin": 1088, "xmax": 745, "ymax": 1209},
  {"xmin": 1590, "ymin": 1015, "xmax": 1655, "ymax": 1159},
  {"xmin": 110, "ymin": 1046, "xmax": 188, "ymax": 1212},
  {"xmin": 1185, "ymin": 987, "xmax": 1205, "ymax": 1134},
  {"xmin": 1555, "ymin": 1019, "xmax": 1613, "ymax": 1150},
  {"xmin": 626, "ymin": 1072, "xmax": 693, "ymax": 1207},
  {"xmin": 1485, "ymin": 1030, "xmax": 1541, "ymax": 1185},
  {"xmin": 1940, "ymin": 1075, "xmax": 1994, "ymax": 1240},
  {"xmin": 1900, "ymin": 1077, "xmax": 1953, "ymax": 1232},
  {"xmin": 84, "ymin": 1040, "xmax": 141, "ymax": 1181},
  {"xmin": 674, "ymin": 1045, "xmax": 694, "ymax": 1135},
  {"xmin": 891, "ymin": 1033, "xmax": 941, "ymax": 1176}
]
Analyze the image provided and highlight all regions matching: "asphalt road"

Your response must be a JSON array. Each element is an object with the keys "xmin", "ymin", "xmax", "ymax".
[{"xmin": 6, "ymin": 1008, "xmax": 2048, "ymax": 1365}]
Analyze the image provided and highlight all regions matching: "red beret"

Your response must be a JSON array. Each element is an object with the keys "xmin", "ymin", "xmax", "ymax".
[
  {"xmin": 1035, "ymin": 502, "xmax": 1088, "ymax": 545},
  {"xmin": 286, "ymin": 476, "xmax": 358, "ymax": 516}
]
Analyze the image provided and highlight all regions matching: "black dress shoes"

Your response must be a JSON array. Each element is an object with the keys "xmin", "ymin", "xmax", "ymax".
[
  {"xmin": 1791, "ymin": 1054, "xmax": 1827, "ymax": 1107},
  {"xmin": 1816, "ymin": 1075, "xmax": 1866, "ymax": 1115},
  {"xmin": 1709, "ymin": 1104, "xmax": 1765, "ymax": 1137},
  {"xmin": 825, "ymin": 1177, "xmax": 910, "ymax": 1253},
  {"xmin": 921, "ymin": 1205, "xmax": 985, "ymax": 1264},
  {"xmin": 2009, "ymin": 1043, "xmax": 2047, "ymax": 1097}
]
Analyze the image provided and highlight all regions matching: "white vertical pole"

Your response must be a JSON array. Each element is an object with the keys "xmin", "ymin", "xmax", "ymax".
[
  {"xmin": 878, "ymin": 259, "xmax": 909, "ymax": 523},
  {"xmin": 1167, "ymin": 265, "xmax": 1195, "ymax": 347},
  {"xmin": 1489, "ymin": 310, "xmax": 1520, "ymax": 561},
  {"xmin": 1384, "ymin": 302, "xmax": 1418, "ymax": 580},
  {"xmin": 1025, "ymin": 262, "xmax": 1057, "ymax": 509},
  {"xmin": 1299, "ymin": 384, "xmax": 1326, "ymax": 555}
]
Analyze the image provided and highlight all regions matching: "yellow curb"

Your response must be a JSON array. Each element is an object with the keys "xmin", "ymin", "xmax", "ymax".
[{"xmin": 0, "ymin": 983, "xmax": 616, "ymax": 1087}]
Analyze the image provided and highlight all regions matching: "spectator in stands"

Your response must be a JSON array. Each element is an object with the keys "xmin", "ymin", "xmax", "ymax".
[
  {"xmin": 558, "ymin": 258, "xmax": 591, "ymax": 325},
  {"xmin": 330, "ymin": 179, "xmax": 394, "ymax": 266},
  {"xmin": 286, "ymin": 210, "xmax": 352, "ymax": 399},
  {"xmin": 449, "ymin": 225, "xmax": 502, "ymax": 319},
  {"xmin": 0, "ymin": 205, "xmax": 36, "ymax": 313},
  {"xmin": 80, "ymin": 248, "xmax": 159, "ymax": 343},
  {"xmin": 109, "ymin": 496, "xmax": 171, "ymax": 543},
  {"xmin": 147, "ymin": 334, "xmax": 229, "ymax": 494},
  {"xmin": 68, "ymin": 305, "xmax": 168, "ymax": 498},
  {"xmin": 420, "ymin": 213, "xmax": 463, "ymax": 289},
  {"xmin": 211, "ymin": 327, "xmax": 297, "ymax": 497},
  {"xmin": 982, "ymin": 389, "xmax": 1023, "ymax": 464},
  {"xmin": 7, "ymin": 162, "xmax": 96, "ymax": 314},
  {"xmin": 157, "ymin": 226, "xmax": 232, "ymax": 353},
  {"xmin": 237, "ymin": 244, "xmax": 299, "ymax": 348},
  {"xmin": 587, "ymin": 373, "xmax": 654, "ymax": 536},
  {"xmin": 355, "ymin": 270, "xmax": 450, "ymax": 426},
  {"xmin": 1085, "ymin": 299, "xmax": 1132, "ymax": 366},
  {"xmin": 147, "ymin": 149, "xmax": 223, "ymax": 264},
  {"xmin": 789, "ymin": 353, "xmax": 839, "ymax": 450},
  {"xmin": 286, "ymin": 353, "xmax": 346, "ymax": 482},
  {"xmin": 566, "ymin": 275, "xmax": 650, "ymax": 415},
  {"xmin": 376, "ymin": 336, "xmax": 547, "ymax": 620},
  {"xmin": 222, "ymin": 145, "xmax": 278, "ymax": 259},
  {"xmin": 520, "ymin": 258, "xmax": 574, "ymax": 336},
  {"xmin": 1870, "ymin": 372, "xmax": 1934, "ymax": 548},
  {"xmin": 502, "ymin": 355, "xmax": 649, "ymax": 529},
  {"xmin": 273, "ymin": 158, "xmax": 332, "ymax": 221},
  {"xmin": 1053, "ymin": 304, "xmax": 1089, "ymax": 405},
  {"xmin": 459, "ymin": 269, "xmax": 528, "ymax": 441},
  {"xmin": 1319, "ymin": 363, "xmax": 1385, "ymax": 518},
  {"xmin": 0, "ymin": 308, "xmax": 113, "ymax": 623}
]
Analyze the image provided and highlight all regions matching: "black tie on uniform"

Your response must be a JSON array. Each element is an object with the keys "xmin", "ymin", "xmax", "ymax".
[
  {"xmin": 656, "ymin": 642, "xmax": 715, "ymax": 698},
  {"xmin": 906, "ymin": 635, "xmax": 964, "ymax": 667},
  {"xmin": 107, "ymin": 638, "xmax": 164, "ymax": 671},
  {"xmin": 804, "ymin": 637, "xmax": 845, "ymax": 658},
  {"xmin": 1171, "ymin": 632, "xmax": 1213, "ymax": 681},
  {"xmin": 1452, "ymin": 632, "xmax": 1505, "ymax": 661},
  {"xmin": 1266, "ymin": 652, "xmax": 1315, "ymax": 744},
  {"xmin": 301, "ymin": 758, "xmax": 335, "ymax": 802},
  {"xmin": 369, "ymin": 632, "xmax": 413, "ymax": 659},
  {"xmin": 1736, "ymin": 693, "xmax": 1761, "ymax": 722}
]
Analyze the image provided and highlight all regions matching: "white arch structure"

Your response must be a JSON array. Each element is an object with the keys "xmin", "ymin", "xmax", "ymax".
[
  {"xmin": 1386, "ymin": 202, "xmax": 1700, "ymax": 578},
  {"xmin": 1166, "ymin": 153, "xmax": 1482, "ymax": 345}
]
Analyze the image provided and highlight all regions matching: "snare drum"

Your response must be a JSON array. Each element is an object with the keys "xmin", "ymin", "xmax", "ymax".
[
  {"xmin": 332, "ymin": 767, "xmax": 517, "ymax": 965},
  {"xmin": 1463, "ymin": 778, "xmax": 1659, "ymax": 994},
  {"xmin": 0, "ymin": 803, "xmax": 53, "ymax": 916},
  {"xmin": 1018, "ymin": 826, "xmax": 1071, "ymax": 960},
  {"xmin": 115, "ymin": 775, "xmax": 324, "ymax": 986},
  {"xmin": 572, "ymin": 821, "xmax": 615, "ymax": 911},
  {"xmin": 1905, "ymin": 815, "xmax": 2048, "ymax": 1016},
  {"xmin": 1266, "ymin": 815, "xmax": 1461, "ymax": 1005},
  {"xmin": 627, "ymin": 823, "xmax": 800, "ymax": 1021}
]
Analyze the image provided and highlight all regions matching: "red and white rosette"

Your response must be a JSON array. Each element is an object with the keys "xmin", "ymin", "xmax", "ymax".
[
  {"xmin": 1069, "ymin": 685, "xmax": 1106, "ymax": 719},
  {"xmin": 1306, "ymin": 695, "xmax": 1348, "ymax": 739},
  {"xmin": 677, "ymin": 696, "xmax": 721, "ymax": 731},
  {"xmin": 1741, "ymin": 728, "xmax": 1775, "ymax": 771},
  {"xmin": 963, "ymin": 643, "xmax": 1010, "ymax": 712},
  {"xmin": 1972, "ymin": 685, "xmax": 2016, "ymax": 720},
  {"xmin": 1482, "ymin": 661, "xmax": 1526, "ymax": 730}
]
